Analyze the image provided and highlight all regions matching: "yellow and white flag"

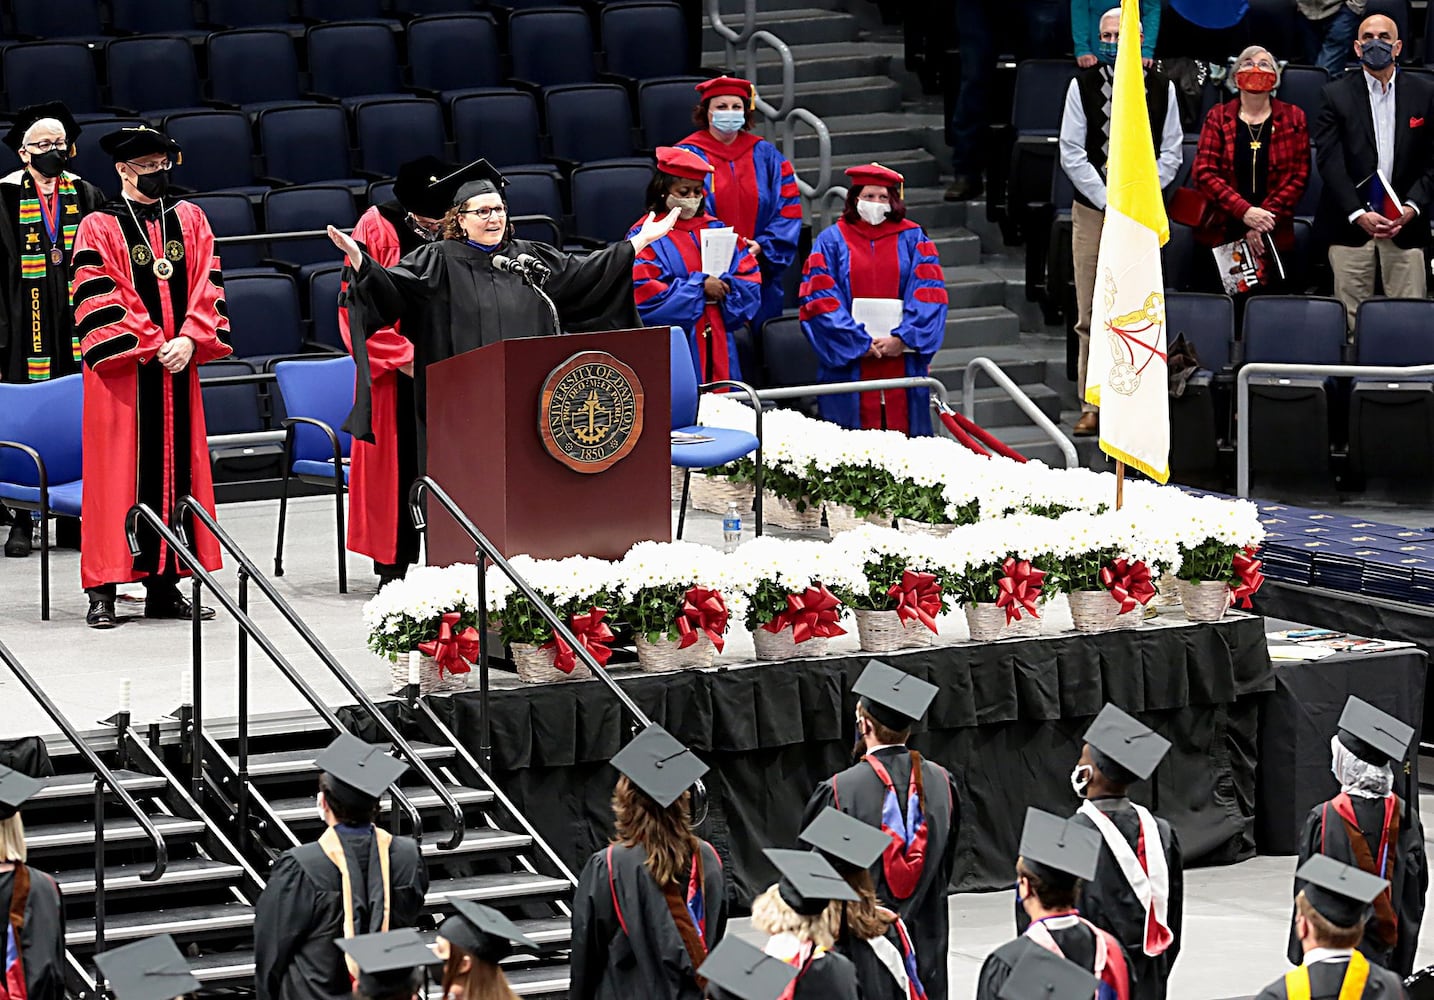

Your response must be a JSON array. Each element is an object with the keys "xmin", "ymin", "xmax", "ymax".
[{"xmin": 1085, "ymin": 0, "xmax": 1170, "ymax": 483}]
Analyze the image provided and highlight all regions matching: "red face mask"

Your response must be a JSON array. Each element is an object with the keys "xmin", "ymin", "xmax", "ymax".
[{"xmin": 1235, "ymin": 68, "xmax": 1278, "ymax": 93}]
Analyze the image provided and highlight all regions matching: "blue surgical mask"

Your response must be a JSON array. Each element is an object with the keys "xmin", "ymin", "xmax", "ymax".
[
  {"xmin": 1097, "ymin": 40, "xmax": 1119, "ymax": 65},
  {"xmin": 1359, "ymin": 37, "xmax": 1395, "ymax": 70},
  {"xmin": 710, "ymin": 110, "xmax": 747, "ymax": 134}
]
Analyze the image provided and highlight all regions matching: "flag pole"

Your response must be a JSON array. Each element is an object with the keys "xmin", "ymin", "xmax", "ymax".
[{"xmin": 1115, "ymin": 461, "xmax": 1125, "ymax": 511}]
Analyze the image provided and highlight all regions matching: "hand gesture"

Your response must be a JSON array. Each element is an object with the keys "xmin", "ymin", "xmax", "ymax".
[
  {"xmin": 1356, "ymin": 211, "xmax": 1396, "ymax": 239},
  {"xmin": 744, "ymin": 238, "xmax": 762, "ymax": 257},
  {"xmin": 629, "ymin": 208, "xmax": 681, "ymax": 254},
  {"xmin": 1241, "ymin": 206, "xmax": 1277, "ymax": 233},
  {"xmin": 871, "ymin": 335, "xmax": 905, "ymax": 358},
  {"xmin": 328, "ymin": 225, "xmax": 362, "ymax": 268},
  {"xmin": 1077, "ymin": 54, "xmax": 1098, "ymax": 68},
  {"xmin": 702, "ymin": 276, "xmax": 729, "ymax": 302},
  {"xmin": 157, "ymin": 335, "xmax": 194, "ymax": 373}
]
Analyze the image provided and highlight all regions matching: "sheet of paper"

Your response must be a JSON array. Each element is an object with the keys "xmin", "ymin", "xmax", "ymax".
[
  {"xmin": 851, "ymin": 297, "xmax": 904, "ymax": 342},
  {"xmin": 1268, "ymin": 644, "xmax": 1338, "ymax": 661},
  {"xmin": 700, "ymin": 227, "xmax": 737, "ymax": 278}
]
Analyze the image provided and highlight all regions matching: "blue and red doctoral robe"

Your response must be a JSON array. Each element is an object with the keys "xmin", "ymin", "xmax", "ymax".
[
  {"xmin": 676, "ymin": 130, "xmax": 802, "ymax": 329},
  {"xmin": 626, "ymin": 212, "xmax": 762, "ymax": 384},
  {"xmin": 798, "ymin": 218, "xmax": 948, "ymax": 436}
]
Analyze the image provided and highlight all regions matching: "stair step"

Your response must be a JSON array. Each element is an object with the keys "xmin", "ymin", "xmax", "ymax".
[
  {"xmin": 240, "ymin": 741, "xmax": 454, "ymax": 777},
  {"xmin": 943, "ymin": 306, "xmax": 1021, "ymax": 349},
  {"xmin": 421, "ymin": 827, "xmax": 533, "ymax": 858},
  {"xmin": 954, "ymin": 384, "xmax": 1063, "ymax": 427},
  {"xmin": 69, "ymin": 903, "xmax": 257, "ymax": 947},
  {"xmin": 186, "ymin": 949, "xmax": 256, "ymax": 984},
  {"xmin": 733, "ymin": 8, "xmax": 860, "ymax": 46},
  {"xmin": 506, "ymin": 963, "xmax": 572, "ymax": 998},
  {"xmin": 929, "ymin": 230, "xmax": 981, "ymax": 267},
  {"xmin": 713, "ymin": 0, "xmax": 830, "ymax": 15},
  {"xmin": 426, "ymin": 872, "xmax": 572, "ymax": 907},
  {"xmin": 796, "ymin": 149, "xmax": 941, "ymax": 193},
  {"xmin": 26, "ymin": 814, "xmax": 205, "ymax": 851},
  {"xmin": 723, "ymin": 46, "xmax": 900, "ymax": 88},
  {"xmin": 32, "ymin": 769, "xmax": 166, "ymax": 803},
  {"xmin": 781, "ymin": 110, "xmax": 943, "ymax": 159},
  {"xmin": 268, "ymin": 782, "xmax": 493, "ymax": 822},
  {"xmin": 509, "ymin": 917, "xmax": 574, "ymax": 946},
  {"xmin": 927, "ymin": 351, "xmax": 1049, "ymax": 389},
  {"xmin": 790, "ymin": 76, "xmax": 902, "ymax": 117},
  {"xmin": 54, "ymin": 857, "xmax": 245, "ymax": 896}
]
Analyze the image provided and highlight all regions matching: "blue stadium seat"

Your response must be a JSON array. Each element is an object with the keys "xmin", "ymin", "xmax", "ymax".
[
  {"xmin": 1275, "ymin": 65, "xmax": 1328, "ymax": 123},
  {"xmin": 258, "ymin": 104, "xmax": 365, "ymax": 192},
  {"xmin": 106, "ymin": 37, "xmax": 206, "ymax": 119},
  {"xmin": 70, "ymin": 119, "xmax": 146, "ymax": 199},
  {"xmin": 1164, "ymin": 292, "xmax": 1234, "ymax": 480},
  {"xmin": 451, "ymin": 90, "xmax": 553, "ymax": 171},
  {"xmin": 545, "ymin": 84, "xmax": 642, "ymax": 165},
  {"xmin": 637, "ymin": 76, "xmax": 706, "ymax": 149},
  {"xmin": 189, "ymin": 193, "xmax": 265, "ymax": 270},
  {"xmin": 13, "ymin": 0, "xmax": 105, "ymax": 41},
  {"xmin": 301, "ymin": 0, "xmax": 396, "ymax": 22},
  {"xmin": 762, "ymin": 316, "xmax": 820, "ymax": 418},
  {"xmin": 306, "ymin": 22, "xmax": 405, "ymax": 108},
  {"xmin": 367, "ymin": 180, "xmax": 397, "ymax": 207},
  {"xmin": 207, "ymin": 0, "xmax": 296, "ymax": 29},
  {"xmin": 111, "ymin": 0, "xmax": 206, "ymax": 37},
  {"xmin": 508, "ymin": 8, "xmax": 598, "ymax": 90},
  {"xmin": 407, "ymin": 14, "xmax": 502, "ymax": 102},
  {"xmin": 4, "ymin": 43, "xmax": 102, "ymax": 115},
  {"xmin": 601, "ymin": 3, "xmax": 689, "ymax": 85},
  {"xmin": 397, "ymin": 0, "xmax": 481, "ymax": 12},
  {"xmin": 354, "ymin": 98, "xmax": 447, "ymax": 177},
  {"xmin": 163, "ymin": 111, "xmax": 267, "ymax": 196},
  {"xmin": 207, "ymin": 30, "xmax": 304, "ymax": 113},
  {"xmin": 1012, "ymin": 59, "xmax": 1078, "ymax": 137},
  {"xmin": 1295, "ymin": 147, "xmax": 1321, "ymax": 223},
  {"xmin": 1350, "ymin": 298, "xmax": 1434, "ymax": 481},
  {"xmin": 1161, "ymin": 222, "xmax": 1200, "ymax": 293},
  {"xmin": 202, "ymin": 359, "xmax": 283, "ymax": 484},
  {"xmin": 225, "ymin": 272, "xmax": 306, "ymax": 366},
  {"xmin": 504, "ymin": 168, "xmax": 566, "ymax": 243},
  {"xmin": 570, "ymin": 162, "xmax": 653, "ymax": 245},
  {"xmin": 262, "ymin": 185, "xmax": 358, "ymax": 276},
  {"xmin": 306, "ymin": 264, "xmax": 346, "ymax": 351}
]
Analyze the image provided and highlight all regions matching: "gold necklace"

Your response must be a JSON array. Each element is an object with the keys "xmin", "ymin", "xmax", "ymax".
[{"xmin": 1245, "ymin": 116, "xmax": 1269, "ymax": 174}]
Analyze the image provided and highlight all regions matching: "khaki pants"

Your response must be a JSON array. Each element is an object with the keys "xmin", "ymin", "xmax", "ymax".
[
  {"xmin": 1072, "ymin": 201, "xmax": 1104, "ymax": 413},
  {"xmin": 1329, "ymin": 240, "xmax": 1427, "ymax": 331}
]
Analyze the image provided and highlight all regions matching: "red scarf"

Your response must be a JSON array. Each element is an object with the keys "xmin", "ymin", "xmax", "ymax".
[
  {"xmin": 680, "ymin": 130, "xmax": 763, "ymax": 240},
  {"xmin": 667, "ymin": 214, "xmax": 734, "ymax": 383}
]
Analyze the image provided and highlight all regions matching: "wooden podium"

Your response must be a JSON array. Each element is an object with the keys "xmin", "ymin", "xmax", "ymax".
[{"xmin": 424, "ymin": 327, "xmax": 672, "ymax": 564}]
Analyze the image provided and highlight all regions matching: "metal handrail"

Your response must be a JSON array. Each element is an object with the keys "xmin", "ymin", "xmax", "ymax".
[
  {"xmin": 813, "ymin": 185, "xmax": 849, "ymax": 232},
  {"xmin": 746, "ymin": 30, "xmax": 794, "ymax": 120},
  {"xmin": 121, "ymin": 503, "xmax": 428, "ymax": 846},
  {"xmin": 757, "ymin": 375, "xmax": 950, "ymax": 406},
  {"xmin": 0, "ymin": 636, "xmax": 169, "ymax": 956},
  {"xmin": 962, "ymin": 358, "xmax": 1079, "ymax": 468},
  {"xmin": 1235, "ymin": 361, "xmax": 1434, "ymax": 497},
  {"xmin": 707, "ymin": 0, "xmax": 755, "ymax": 68}
]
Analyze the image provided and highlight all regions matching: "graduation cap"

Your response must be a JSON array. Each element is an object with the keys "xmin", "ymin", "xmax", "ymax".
[
  {"xmin": 3, "ymin": 101, "xmax": 81, "ymax": 153},
  {"xmin": 1082, "ymin": 704, "xmax": 1171, "ymax": 785},
  {"xmin": 446, "ymin": 159, "xmax": 508, "ymax": 208},
  {"xmin": 336, "ymin": 928, "xmax": 437, "ymax": 1000},
  {"xmin": 698, "ymin": 936, "xmax": 799, "ymax": 1000},
  {"xmin": 0, "ymin": 763, "xmax": 43, "ymax": 821},
  {"xmin": 1296, "ymin": 854, "xmax": 1389, "ymax": 929},
  {"xmin": 1017, "ymin": 807, "xmax": 1102, "ymax": 884},
  {"xmin": 610, "ymin": 723, "xmax": 709, "ymax": 809},
  {"xmin": 797, "ymin": 807, "xmax": 889, "ymax": 875},
  {"xmin": 1337, "ymin": 696, "xmax": 1414, "ymax": 768},
  {"xmin": 436, "ymin": 899, "xmax": 538, "ymax": 965},
  {"xmin": 391, "ymin": 155, "xmax": 460, "ymax": 219},
  {"xmin": 93, "ymin": 935, "xmax": 200, "ymax": 1000},
  {"xmin": 98, "ymin": 125, "xmax": 181, "ymax": 163},
  {"xmin": 764, "ymin": 847, "xmax": 858, "ymax": 915},
  {"xmin": 852, "ymin": 660, "xmax": 937, "ymax": 732},
  {"xmin": 997, "ymin": 944, "xmax": 1100, "ymax": 1000},
  {"xmin": 314, "ymin": 732, "xmax": 408, "ymax": 800}
]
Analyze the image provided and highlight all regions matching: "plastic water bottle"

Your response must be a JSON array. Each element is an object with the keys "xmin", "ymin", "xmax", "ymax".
[{"xmin": 722, "ymin": 502, "xmax": 742, "ymax": 552}]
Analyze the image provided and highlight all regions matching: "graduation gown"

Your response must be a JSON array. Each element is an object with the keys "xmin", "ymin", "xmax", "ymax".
[
  {"xmin": 1288, "ymin": 793, "xmax": 1427, "ymax": 976},
  {"xmin": 72, "ymin": 199, "xmax": 230, "ymax": 590},
  {"xmin": 797, "ymin": 219, "xmax": 948, "ymax": 436},
  {"xmin": 341, "ymin": 236, "xmax": 639, "ymax": 451},
  {"xmin": 834, "ymin": 911, "xmax": 925, "ymax": 1000},
  {"xmin": 253, "ymin": 825, "xmax": 428, "ymax": 1000},
  {"xmin": 802, "ymin": 747, "xmax": 960, "ymax": 1000},
  {"xmin": 976, "ymin": 920, "xmax": 1131, "ymax": 1000},
  {"xmin": 627, "ymin": 211, "xmax": 762, "ymax": 384},
  {"xmin": 0, "ymin": 864, "xmax": 65, "ymax": 1000},
  {"xmin": 337, "ymin": 203, "xmax": 424, "ymax": 568},
  {"xmin": 0, "ymin": 170, "xmax": 104, "ymax": 382},
  {"xmin": 675, "ymin": 130, "xmax": 802, "ymax": 328},
  {"xmin": 765, "ymin": 937, "xmax": 859, "ymax": 1000},
  {"xmin": 1254, "ymin": 956, "xmax": 1408, "ymax": 999},
  {"xmin": 569, "ymin": 840, "xmax": 727, "ymax": 1000}
]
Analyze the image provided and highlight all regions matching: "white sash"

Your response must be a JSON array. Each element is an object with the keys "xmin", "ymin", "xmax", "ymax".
[
  {"xmin": 1078, "ymin": 800, "xmax": 1172, "ymax": 957},
  {"xmin": 867, "ymin": 933, "xmax": 910, "ymax": 997}
]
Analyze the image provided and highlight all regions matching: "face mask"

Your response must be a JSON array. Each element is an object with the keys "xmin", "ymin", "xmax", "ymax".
[
  {"xmin": 135, "ymin": 170, "xmax": 169, "ymax": 200},
  {"xmin": 710, "ymin": 110, "xmax": 747, "ymax": 134},
  {"xmin": 667, "ymin": 193, "xmax": 703, "ymax": 219},
  {"xmin": 1359, "ymin": 38, "xmax": 1395, "ymax": 70},
  {"xmin": 29, "ymin": 150, "xmax": 67, "ymax": 179},
  {"xmin": 1070, "ymin": 763, "xmax": 1092, "ymax": 797},
  {"xmin": 856, "ymin": 200, "xmax": 891, "ymax": 225},
  {"xmin": 1234, "ymin": 68, "xmax": 1278, "ymax": 93},
  {"xmin": 1097, "ymin": 40, "xmax": 1120, "ymax": 65},
  {"xmin": 315, "ymin": 793, "xmax": 327, "ymax": 824}
]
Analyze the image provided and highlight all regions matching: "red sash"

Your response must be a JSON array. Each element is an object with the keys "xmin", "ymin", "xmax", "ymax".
[
  {"xmin": 1325, "ymin": 793, "xmax": 1400, "ymax": 950},
  {"xmin": 2, "ymin": 865, "xmax": 30, "ymax": 1000},
  {"xmin": 864, "ymin": 753, "xmax": 928, "ymax": 900}
]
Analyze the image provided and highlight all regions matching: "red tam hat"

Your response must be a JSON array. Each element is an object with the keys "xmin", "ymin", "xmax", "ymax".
[
  {"xmin": 695, "ymin": 76, "xmax": 756, "ymax": 109},
  {"xmin": 845, "ymin": 162, "xmax": 904, "ymax": 198},
  {"xmin": 656, "ymin": 146, "xmax": 715, "ymax": 182}
]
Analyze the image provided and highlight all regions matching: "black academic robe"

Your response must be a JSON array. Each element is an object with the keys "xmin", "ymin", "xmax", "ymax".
[
  {"xmin": 341, "ymin": 235, "xmax": 639, "ymax": 449},
  {"xmin": 253, "ymin": 825, "xmax": 428, "ymax": 1000},
  {"xmin": 0, "ymin": 864, "xmax": 65, "ymax": 1000},
  {"xmin": 976, "ymin": 924, "xmax": 1116, "ymax": 1000},
  {"xmin": 789, "ymin": 947, "xmax": 860, "ymax": 1000},
  {"xmin": 569, "ymin": 840, "xmax": 727, "ymax": 1000},
  {"xmin": 834, "ymin": 919, "xmax": 920, "ymax": 1000},
  {"xmin": 1254, "ymin": 957, "xmax": 1408, "ymax": 999},
  {"xmin": 803, "ymin": 747, "xmax": 960, "ymax": 1000},
  {"xmin": 1288, "ymin": 794, "xmax": 1427, "ymax": 976}
]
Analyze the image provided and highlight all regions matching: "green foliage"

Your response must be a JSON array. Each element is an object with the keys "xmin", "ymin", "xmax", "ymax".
[
  {"xmin": 743, "ymin": 577, "xmax": 796, "ymax": 632},
  {"xmin": 495, "ymin": 589, "xmax": 615, "ymax": 648},
  {"xmin": 1176, "ymin": 539, "xmax": 1242, "ymax": 585},
  {"xmin": 367, "ymin": 607, "xmax": 478, "ymax": 659},
  {"xmin": 811, "ymin": 462, "xmax": 901, "ymax": 517},
  {"xmin": 1038, "ymin": 546, "xmax": 1122, "ymax": 593},
  {"xmin": 624, "ymin": 583, "xmax": 690, "ymax": 644}
]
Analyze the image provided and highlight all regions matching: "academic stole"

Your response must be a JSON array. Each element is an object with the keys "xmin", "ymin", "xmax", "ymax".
[
  {"xmin": 661, "ymin": 847, "xmax": 709, "ymax": 987},
  {"xmin": 17, "ymin": 174, "xmax": 80, "ymax": 379},
  {"xmin": 1077, "ymin": 800, "xmax": 1174, "ymax": 956},
  {"xmin": 2, "ymin": 864, "xmax": 31, "ymax": 1000},
  {"xmin": 1282, "ymin": 951, "xmax": 1370, "ymax": 1000},
  {"xmin": 318, "ymin": 826, "xmax": 395, "ymax": 984},
  {"xmin": 1327, "ymin": 793, "xmax": 1400, "ymax": 950}
]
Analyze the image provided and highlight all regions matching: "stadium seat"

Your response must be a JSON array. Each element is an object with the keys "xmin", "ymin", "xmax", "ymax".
[
  {"xmin": 163, "ymin": 111, "xmax": 267, "ymax": 197},
  {"xmin": 398, "ymin": 0, "xmax": 483, "ymax": 12},
  {"xmin": 207, "ymin": 0, "xmax": 296, "ymax": 29},
  {"xmin": 225, "ymin": 272, "xmax": 306, "ymax": 366},
  {"xmin": 451, "ymin": 90, "xmax": 553, "ymax": 171},
  {"xmin": 1161, "ymin": 222, "xmax": 1201, "ymax": 293},
  {"xmin": 1008, "ymin": 60, "xmax": 1080, "ymax": 247},
  {"xmin": 207, "ymin": 30, "xmax": 305, "ymax": 113},
  {"xmin": 189, "ymin": 193, "xmax": 265, "ymax": 270},
  {"xmin": 201, "ymin": 359, "xmax": 283, "ymax": 484},
  {"xmin": 570, "ymin": 162, "xmax": 653, "ymax": 246},
  {"xmin": 4, "ymin": 43, "xmax": 102, "ymax": 115},
  {"xmin": 504, "ymin": 169, "xmax": 566, "ymax": 241},
  {"xmin": 367, "ymin": 180, "xmax": 397, "ymax": 207},
  {"xmin": 601, "ymin": 3, "xmax": 690, "ymax": 86},
  {"xmin": 262, "ymin": 185, "xmax": 358, "ymax": 276},
  {"xmin": 258, "ymin": 104, "xmax": 366, "ymax": 192},
  {"xmin": 1275, "ymin": 65, "xmax": 1328, "ymax": 123},
  {"xmin": 354, "ymin": 98, "xmax": 447, "ymax": 177},
  {"xmin": 110, "ymin": 0, "xmax": 206, "ymax": 38},
  {"xmin": 407, "ymin": 14, "xmax": 503, "ymax": 102},
  {"xmin": 306, "ymin": 22, "xmax": 406, "ymax": 108},
  {"xmin": 1164, "ymin": 292, "xmax": 1234, "ymax": 480},
  {"xmin": 1012, "ymin": 59, "xmax": 1078, "ymax": 138},
  {"xmin": 306, "ymin": 264, "xmax": 346, "ymax": 352},
  {"xmin": 762, "ymin": 316, "xmax": 820, "ymax": 418},
  {"xmin": 1169, "ymin": 139, "xmax": 1198, "ymax": 196},
  {"xmin": 106, "ymin": 37, "xmax": 206, "ymax": 119},
  {"xmin": 301, "ymin": 0, "xmax": 396, "ymax": 22},
  {"xmin": 1295, "ymin": 147, "xmax": 1321, "ymax": 223},
  {"xmin": 70, "ymin": 119, "xmax": 147, "ymax": 199},
  {"xmin": 13, "ymin": 0, "xmax": 105, "ymax": 42},
  {"xmin": 545, "ymin": 84, "xmax": 643, "ymax": 165},
  {"xmin": 637, "ymin": 76, "xmax": 706, "ymax": 149},
  {"xmin": 508, "ymin": 8, "xmax": 598, "ymax": 90},
  {"xmin": 1350, "ymin": 298, "xmax": 1434, "ymax": 482}
]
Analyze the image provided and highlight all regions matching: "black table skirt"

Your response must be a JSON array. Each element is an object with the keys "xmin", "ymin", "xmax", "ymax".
[{"xmin": 408, "ymin": 615, "xmax": 1272, "ymax": 900}]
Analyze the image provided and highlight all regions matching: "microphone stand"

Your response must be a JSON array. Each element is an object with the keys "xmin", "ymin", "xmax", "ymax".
[{"xmin": 521, "ymin": 266, "xmax": 562, "ymax": 338}]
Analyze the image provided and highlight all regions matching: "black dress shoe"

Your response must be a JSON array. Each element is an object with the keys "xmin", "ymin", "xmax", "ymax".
[
  {"xmin": 86, "ymin": 600, "xmax": 118, "ymax": 628},
  {"xmin": 943, "ymin": 175, "xmax": 984, "ymax": 202},
  {"xmin": 5, "ymin": 519, "xmax": 32, "ymax": 558},
  {"xmin": 55, "ymin": 517, "xmax": 81, "ymax": 550},
  {"xmin": 144, "ymin": 592, "xmax": 216, "ymax": 620}
]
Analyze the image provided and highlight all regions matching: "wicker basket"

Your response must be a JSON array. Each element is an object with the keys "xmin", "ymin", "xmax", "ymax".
[
  {"xmin": 752, "ymin": 625, "xmax": 830, "ymax": 661},
  {"xmin": 670, "ymin": 466, "xmax": 686, "ymax": 503},
  {"xmin": 897, "ymin": 518, "xmax": 956, "ymax": 537},
  {"xmin": 1068, "ymin": 590, "xmax": 1122, "ymax": 633},
  {"xmin": 689, "ymin": 474, "xmax": 755, "ymax": 515},
  {"xmin": 1177, "ymin": 579, "xmax": 1231, "ymax": 622},
  {"xmin": 827, "ymin": 503, "xmax": 887, "ymax": 534},
  {"xmin": 853, "ymin": 609, "xmax": 933, "ymax": 652},
  {"xmin": 765, "ymin": 492, "xmax": 823, "ymax": 531},
  {"xmin": 635, "ymin": 631, "xmax": 718, "ymax": 672},
  {"xmin": 388, "ymin": 652, "xmax": 470, "ymax": 695},
  {"xmin": 1009, "ymin": 607, "xmax": 1043, "ymax": 637},
  {"xmin": 511, "ymin": 642, "xmax": 593, "ymax": 684},
  {"xmin": 1151, "ymin": 571, "xmax": 1182, "ymax": 607},
  {"xmin": 963, "ymin": 603, "xmax": 1010, "ymax": 642}
]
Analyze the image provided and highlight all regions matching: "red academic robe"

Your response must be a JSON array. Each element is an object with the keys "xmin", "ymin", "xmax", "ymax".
[
  {"xmin": 73, "ymin": 200, "xmax": 230, "ymax": 589},
  {"xmin": 339, "ymin": 206, "xmax": 416, "ymax": 565}
]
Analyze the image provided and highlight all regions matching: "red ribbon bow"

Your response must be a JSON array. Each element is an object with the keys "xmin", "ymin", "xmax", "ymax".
[
  {"xmin": 1099, "ymin": 558, "xmax": 1156, "ymax": 615},
  {"xmin": 887, "ymin": 570, "xmax": 942, "ymax": 634},
  {"xmin": 995, "ymin": 558, "xmax": 1045, "ymax": 624},
  {"xmin": 677, "ymin": 587, "xmax": 729, "ymax": 653},
  {"xmin": 1230, "ymin": 546, "xmax": 1265, "ymax": 608},
  {"xmin": 542, "ymin": 607, "xmax": 616, "ymax": 675},
  {"xmin": 761, "ymin": 583, "xmax": 847, "ymax": 643},
  {"xmin": 417, "ymin": 611, "xmax": 479, "ymax": 677}
]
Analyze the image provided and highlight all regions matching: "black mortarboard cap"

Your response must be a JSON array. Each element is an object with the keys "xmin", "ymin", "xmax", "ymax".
[
  {"xmin": 391, "ymin": 155, "xmax": 459, "ymax": 219},
  {"xmin": 98, "ymin": 125, "xmax": 181, "ymax": 163},
  {"xmin": 698, "ymin": 936, "xmax": 799, "ymax": 1000},
  {"xmin": 1337, "ymin": 696, "xmax": 1414, "ymax": 768},
  {"xmin": 93, "ymin": 935, "xmax": 200, "ymax": 1000},
  {"xmin": 610, "ymin": 724, "xmax": 709, "ymax": 808},
  {"xmin": 446, "ymin": 159, "xmax": 508, "ymax": 207},
  {"xmin": 0, "ymin": 764, "xmax": 43, "ymax": 821},
  {"xmin": 1018, "ymin": 807, "xmax": 1102, "ymax": 884},
  {"xmin": 314, "ymin": 732, "xmax": 408, "ymax": 800},
  {"xmin": 765, "ymin": 848, "xmax": 858, "ymax": 915},
  {"xmin": 1083, "ymin": 704, "xmax": 1171, "ymax": 784},
  {"xmin": 798, "ymin": 807, "xmax": 889, "ymax": 874},
  {"xmin": 852, "ymin": 660, "xmax": 937, "ymax": 731},
  {"xmin": 437, "ymin": 900, "xmax": 538, "ymax": 964},
  {"xmin": 1296, "ymin": 854, "xmax": 1389, "ymax": 929},
  {"xmin": 336, "ymin": 928, "xmax": 436, "ymax": 1000},
  {"xmin": 997, "ymin": 943, "xmax": 1100, "ymax": 1000},
  {"xmin": 4, "ymin": 102, "xmax": 81, "ymax": 153}
]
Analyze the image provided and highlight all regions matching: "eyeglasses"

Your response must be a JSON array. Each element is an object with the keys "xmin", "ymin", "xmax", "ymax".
[
  {"xmin": 125, "ymin": 159, "xmax": 173, "ymax": 174},
  {"xmin": 24, "ymin": 140, "xmax": 67, "ymax": 153},
  {"xmin": 457, "ymin": 206, "xmax": 507, "ymax": 220}
]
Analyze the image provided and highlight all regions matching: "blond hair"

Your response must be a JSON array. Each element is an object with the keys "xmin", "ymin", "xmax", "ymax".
[
  {"xmin": 0, "ymin": 814, "xmax": 27, "ymax": 863},
  {"xmin": 750, "ymin": 884, "xmax": 837, "ymax": 950}
]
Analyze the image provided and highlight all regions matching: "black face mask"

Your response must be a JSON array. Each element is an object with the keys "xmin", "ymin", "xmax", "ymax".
[
  {"xmin": 134, "ymin": 171, "xmax": 168, "ymax": 200},
  {"xmin": 29, "ymin": 150, "xmax": 67, "ymax": 179}
]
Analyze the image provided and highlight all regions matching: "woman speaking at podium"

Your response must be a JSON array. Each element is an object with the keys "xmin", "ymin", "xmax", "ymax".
[{"xmin": 327, "ymin": 159, "xmax": 678, "ymax": 448}]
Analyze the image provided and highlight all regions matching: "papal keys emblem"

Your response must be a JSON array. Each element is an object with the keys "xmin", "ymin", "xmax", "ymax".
[
  {"xmin": 1101, "ymin": 273, "xmax": 1166, "ymax": 397},
  {"xmin": 539, "ymin": 351, "xmax": 644, "ymax": 474}
]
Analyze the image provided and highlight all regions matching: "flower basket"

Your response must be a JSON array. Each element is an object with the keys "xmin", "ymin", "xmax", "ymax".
[
  {"xmin": 752, "ymin": 625, "xmax": 829, "ymax": 661},
  {"xmin": 388, "ymin": 652, "xmax": 469, "ymax": 695},
  {"xmin": 670, "ymin": 466, "xmax": 685, "ymax": 503},
  {"xmin": 510, "ymin": 642, "xmax": 592, "ymax": 684},
  {"xmin": 964, "ymin": 603, "xmax": 1010, "ymax": 642},
  {"xmin": 689, "ymin": 473, "xmax": 754, "ymax": 515},
  {"xmin": 1114, "ymin": 606, "xmax": 1144, "ymax": 630},
  {"xmin": 897, "ymin": 517, "xmax": 955, "ymax": 538},
  {"xmin": 635, "ymin": 631, "xmax": 717, "ymax": 672},
  {"xmin": 1178, "ymin": 580, "xmax": 1231, "ymax": 622},
  {"xmin": 853, "ymin": 609, "xmax": 933, "ymax": 652},
  {"xmin": 827, "ymin": 503, "xmax": 887, "ymax": 534},
  {"xmin": 765, "ymin": 491, "xmax": 823, "ymax": 531},
  {"xmin": 1068, "ymin": 590, "xmax": 1122, "ymax": 633}
]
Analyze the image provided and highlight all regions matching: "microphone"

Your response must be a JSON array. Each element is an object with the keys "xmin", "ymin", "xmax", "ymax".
[
  {"xmin": 514, "ymin": 253, "xmax": 551, "ymax": 281},
  {"xmin": 491, "ymin": 254, "xmax": 519, "ymax": 273}
]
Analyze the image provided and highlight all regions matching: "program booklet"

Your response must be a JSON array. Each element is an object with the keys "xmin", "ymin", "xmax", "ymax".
[{"xmin": 1211, "ymin": 233, "xmax": 1284, "ymax": 295}]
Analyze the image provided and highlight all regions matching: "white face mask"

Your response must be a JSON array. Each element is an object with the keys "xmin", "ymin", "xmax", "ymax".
[
  {"xmin": 666, "ymin": 194, "xmax": 703, "ymax": 220},
  {"xmin": 316, "ymin": 792, "xmax": 328, "ymax": 824},
  {"xmin": 856, "ymin": 200, "xmax": 891, "ymax": 225},
  {"xmin": 1070, "ymin": 763, "xmax": 1092, "ymax": 797}
]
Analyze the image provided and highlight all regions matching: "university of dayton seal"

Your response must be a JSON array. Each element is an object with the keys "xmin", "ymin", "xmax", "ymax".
[{"xmin": 539, "ymin": 351, "xmax": 644, "ymax": 474}]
